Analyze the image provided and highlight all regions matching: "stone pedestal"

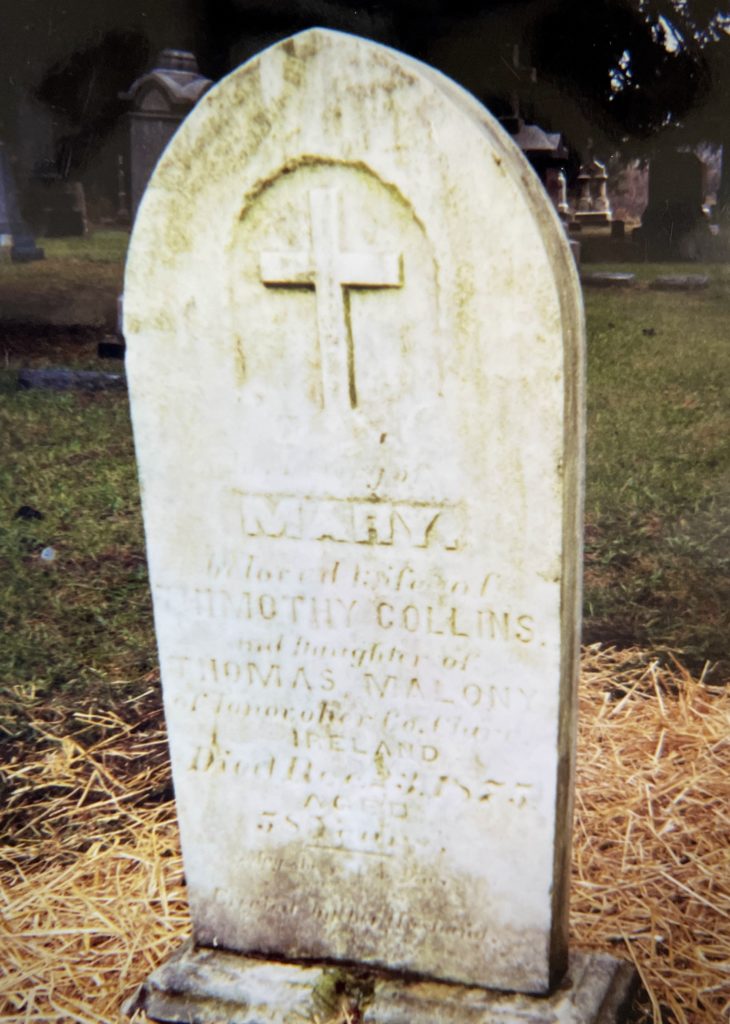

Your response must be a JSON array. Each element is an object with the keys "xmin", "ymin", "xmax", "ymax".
[
  {"xmin": 125, "ymin": 943, "xmax": 639, "ymax": 1024},
  {"xmin": 573, "ymin": 159, "xmax": 612, "ymax": 228}
]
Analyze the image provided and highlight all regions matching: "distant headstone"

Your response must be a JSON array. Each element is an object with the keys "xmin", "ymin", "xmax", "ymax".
[
  {"xmin": 124, "ymin": 29, "xmax": 633, "ymax": 1022},
  {"xmin": 581, "ymin": 271, "xmax": 635, "ymax": 288},
  {"xmin": 638, "ymin": 152, "xmax": 711, "ymax": 260},
  {"xmin": 122, "ymin": 49, "xmax": 212, "ymax": 219},
  {"xmin": 0, "ymin": 142, "xmax": 44, "ymax": 261},
  {"xmin": 649, "ymin": 274, "xmax": 709, "ymax": 291},
  {"xmin": 573, "ymin": 158, "xmax": 612, "ymax": 228},
  {"xmin": 24, "ymin": 165, "xmax": 88, "ymax": 237}
]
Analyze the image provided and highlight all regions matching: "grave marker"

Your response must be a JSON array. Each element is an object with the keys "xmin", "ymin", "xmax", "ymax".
[
  {"xmin": 123, "ymin": 27, "xmax": 633, "ymax": 1023},
  {"xmin": 0, "ymin": 140, "xmax": 44, "ymax": 262}
]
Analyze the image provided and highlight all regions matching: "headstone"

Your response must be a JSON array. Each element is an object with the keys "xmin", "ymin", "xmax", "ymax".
[
  {"xmin": 121, "ymin": 49, "xmax": 212, "ymax": 219},
  {"xmin": 573, "ymin": 159, "xmax": 612, "ymax": 228},
  {"xmin": 124, "ymin": 28, "xmax": 631, "ymax": 1022},
  {"xmin": 637, "ymin": 152, "xmax": 711, "ymax": 260},
  {"xmin": 0, "ymin": 141, "xmax": 44, "ymax": 262},
  {"xmin": 24, "ymin": 166, "xmax": 88, "ymax": 237},
  {"xmin": 555, "ymin": 168, "xmax": 571, "ymax": 218},
  {"xmin": 507, "ymin": 127, "xmax": 570, "ymax": 226}
]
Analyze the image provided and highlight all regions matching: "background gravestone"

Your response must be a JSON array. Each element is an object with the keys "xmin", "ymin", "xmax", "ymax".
[
  {"xmin": 0, "ymin": 141, "xmax": 44, "ymax": 261},
  {"xmin": 124, "ymin": 27, "xmax": 596, "ymax": 1015},
  {"xmin": 638, "ymin": 151, "xmax": 711, "ymax": 260},
  {"xmin": 23, "ymin": 167, "xmax": 88, "ymax": 237},
  {"xmin": 121, "ymin": 48, "xmax": 212, "ymax": 220}
]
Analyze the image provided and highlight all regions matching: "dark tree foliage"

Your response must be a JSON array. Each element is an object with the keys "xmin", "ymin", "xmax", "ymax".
[
  {"xmin": 34, "ymin": 31, "xmax": 150, "ymax": 177},
  {"xmin": 3, "ymin": 0, "xmax": 727, "ymax": 181},
  {"xmin": 636, "ymin": 2, "xmax": 730, "ymax": 209},
  {"xmin": 528, "ymin": 0, "xmax": 711, "ymax": 146}
]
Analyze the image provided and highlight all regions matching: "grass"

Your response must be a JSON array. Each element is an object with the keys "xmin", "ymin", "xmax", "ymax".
[
  {"xmin": 583, "ymin": 264, "xmax": 730, "ymax": 679},
  {"xmin": 0, "ymin": 229, "xmax": 126, "ymax": 329},
  {"xmin": 0, "ymin": 381, "xmax": 154, "ymax": 743},
  {"xmin": 0, "ymin": 246, "xmax": 728, "ymax": 749}
]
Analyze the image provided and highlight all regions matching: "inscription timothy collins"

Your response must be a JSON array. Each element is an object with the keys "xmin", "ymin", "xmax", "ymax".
[
  {"xmin": 235, "ymin": 491, "xmax": 463, "ymax": 550},
  {"xmin": 154, "ymin": 584, "xmax": 535, "ymax": 643}
]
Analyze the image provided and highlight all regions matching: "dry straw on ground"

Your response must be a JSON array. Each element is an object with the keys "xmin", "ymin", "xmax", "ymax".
[{"xmin": 1, "ymin": 646, "xmax": 729, "ymax": 1024}]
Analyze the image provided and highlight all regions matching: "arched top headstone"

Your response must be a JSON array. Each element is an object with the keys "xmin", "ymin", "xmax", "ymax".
[
  {"xmin": 124, "ymin": 49, "xmax": 212, "ymax": 111},
  {"xmin": 125, "ymin": 28, "xmax": 584, "ymax": 996}
]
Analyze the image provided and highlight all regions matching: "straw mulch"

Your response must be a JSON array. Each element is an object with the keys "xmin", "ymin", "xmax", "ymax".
[
  {"xmin": 1, "ymin": 647, "xmax": 728, "ymax": 1024},
  {"xmin": 572, "ymin": 647, "xmax": 730, "ymax": 1022}
]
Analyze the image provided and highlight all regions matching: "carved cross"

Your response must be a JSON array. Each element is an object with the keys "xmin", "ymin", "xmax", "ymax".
[{"xmin": 260, "ymin": 187, "xmax": 402, "ymax": 412}]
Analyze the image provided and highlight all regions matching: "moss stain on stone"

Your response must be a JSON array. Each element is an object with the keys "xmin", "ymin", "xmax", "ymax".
[{"xmin": 312, "ymin": 966, "xmax": 374, "ymax": 1023}]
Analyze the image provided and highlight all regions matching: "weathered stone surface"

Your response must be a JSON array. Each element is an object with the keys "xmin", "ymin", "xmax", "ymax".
[
  {"xmin": 17, "ymin": 368, "xmax": 126, "ymax": 391},
  {"xmin": 649, "ymin": 274, "xmax": 709, "ymax": 291},
  {"xmin": 123, "ymin": 942, "xmax": 324, "ymax": 1024},
  {"xmin": 369, "ymin": 952, "xmax": 638, "ymax": 1024},
  {"xmin": 580, "ymin": 272, "xmax": 635, "ymax": 289},
  {"xmin": 125, "ymin": 29, "xmax": 584, "ymax": 995},
  {"xmin": 125, "ymin": 944, "xmax": 638, "ymax": 1024}
]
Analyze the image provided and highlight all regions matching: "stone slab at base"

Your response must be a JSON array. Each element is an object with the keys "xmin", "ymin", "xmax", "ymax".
[
  {"xmin": 580, "ymin": 272, "xmax": 636, "ymax": 289},
  {"xmin": 124, "ymin": 942, "xmax": 639, "ymax": 1024},
  {"xmin": 17, "ymin": 368, "xmax": 126, "ymax": 392},
  {"xmin": 649, "ymin": 275, "xmax": 709, "ymax": 291}
]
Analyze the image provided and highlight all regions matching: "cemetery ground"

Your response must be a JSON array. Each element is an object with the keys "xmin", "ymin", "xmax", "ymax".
[{"xmin": 0, "ymin": 236, "xmax": 729, "ymax": 1023}]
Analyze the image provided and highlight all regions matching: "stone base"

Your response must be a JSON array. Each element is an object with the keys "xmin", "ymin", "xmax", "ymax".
[
  {"xmin": 573, "ymin": 212, "xmax": 611, "ymax": 228},
  {"xmin": 649, "ymin": 274, "xmax": 710, "ymax": 291},
  {"xmin": 124, "ymin": 942, "xmax": 639, "ymax": 1024},
  {"xmin": 580, "ymin": 272, "xmax": 636, "ymax": 289},
  {"xmin": 17, "ymin": 368, "xmax": 127, "ymax": 392},
  {"xmin": 11, "ymin": 240, "xmax": 45, "ymax": 262}
]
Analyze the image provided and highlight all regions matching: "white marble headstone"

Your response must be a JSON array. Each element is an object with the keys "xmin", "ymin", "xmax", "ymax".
[{"xmin": 125, "ymin": 28, "xmax": 584, "ymax": 996}]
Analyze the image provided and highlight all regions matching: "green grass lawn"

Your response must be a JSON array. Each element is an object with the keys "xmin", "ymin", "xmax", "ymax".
[
  {"xmin": 1, "ymin": 249, "xmax": 728, "ymax": 747},
  {"xmin": 0, "ymin": 381, "xmax": 155, "ymax": 743},
  {"xmin": 583, "ymin": 264, "xmax": 730, "ymax": 678},
  {"xmin": 0, "ymin": 229, "xmax": 126, "ymax": 329}
]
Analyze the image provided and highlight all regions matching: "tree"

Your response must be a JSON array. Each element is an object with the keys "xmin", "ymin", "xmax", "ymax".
[
  {"xmin": 34, "ymin": 31, "xmax": 150, "ymax": 179},
  {"xmin": 525, "ymin": 0, "xmax": 714, "ymax": 155},
  {"xmin": 639, "ymin": 1, "xmax": 730, "ymax": 214}
]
